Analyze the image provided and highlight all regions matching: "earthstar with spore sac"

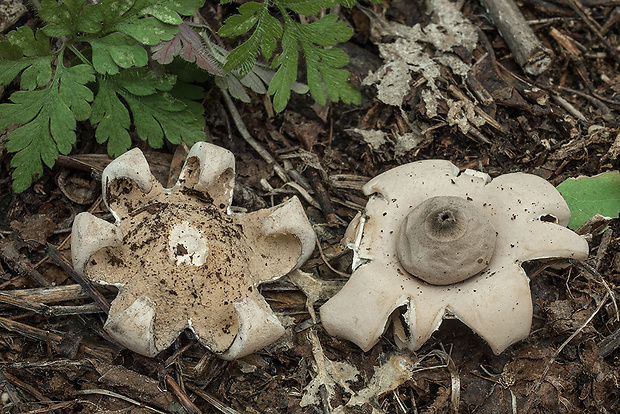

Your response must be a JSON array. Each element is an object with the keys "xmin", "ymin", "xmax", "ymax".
[{"xmin": 320, "ymin": 160, "xmax": 589, "ymax": 354}]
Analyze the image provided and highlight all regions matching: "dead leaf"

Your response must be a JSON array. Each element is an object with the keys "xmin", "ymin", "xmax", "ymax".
[{"xmin": 11, "ymin": 214, "xmax": 56, "ymax": 245}]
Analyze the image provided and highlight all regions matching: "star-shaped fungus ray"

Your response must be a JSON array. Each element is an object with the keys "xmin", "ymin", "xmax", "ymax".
[{"xmin": 72, "ymin": 143, "xmax": 315, "ymax": 359}]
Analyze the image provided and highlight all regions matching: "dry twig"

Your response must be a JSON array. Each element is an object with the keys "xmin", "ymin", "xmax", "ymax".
[
  {"xmin": 221, "ymin": 90, "xmax": 290, "ymax": 184},
  {"xmin": 532, "ymin": 291, "xmax": 610, "ymax": 392},
  {"xmin": 564, "ymin": 0, "xmax": 620, "ymax": 64},
  {"xmin": 0, "ymin": 240, "xmax": 50, "ymax": 287},
  {"xmin": 186, "ymin": 382, "xmax": 242, "ymax": 414},
  {"xmin": 0, "ymin": 316, "xmax": 115, "ymax": 360},
  {"xmin": 76, "ymin": 389, "xmax": 167, "ymax": 414},
  {"xmin": 480, "ymin": 0, "xmax": 552, "ymax": 74},
  {"xmin": 165, "ymin": 374, "xmax": 203, "ymax": 414},
  {"xmin": 46, "ymin": 244, "xmax": 110, "ymax": 314}
]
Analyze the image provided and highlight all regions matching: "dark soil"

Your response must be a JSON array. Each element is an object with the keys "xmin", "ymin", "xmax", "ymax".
[{"xmin": 0, "ymin": 0, "xmax": 619, "ymax": 413}]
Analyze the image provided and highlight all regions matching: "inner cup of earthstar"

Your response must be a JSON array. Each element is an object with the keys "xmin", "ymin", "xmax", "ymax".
[{"xmin": 396, "ymin": 195, "xmax": 498, "ymax": 285}]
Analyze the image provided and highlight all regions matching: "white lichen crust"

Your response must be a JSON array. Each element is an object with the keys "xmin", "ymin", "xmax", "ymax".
[
  {"xmin": 320, "ymin": 160, "xmax": 589, "ymax": 355},
  {"xmin": 71, "ymin": 143, "xmax": 315, "ymax": 359}
]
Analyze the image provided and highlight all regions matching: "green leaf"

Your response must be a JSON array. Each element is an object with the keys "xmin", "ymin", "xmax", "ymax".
[
  {"xmin": 123, "ymin": 91, "xmax": 205, "ymax": 148},
  {"xmin": 59, "ymin": 64, "xmax": 96, "ymax": 120},
  {"xmin": 116, "ymin": 17, "xmax": 179, "ymax": 45},
  {"xmin": 91, "ymin": 79, "xmax": 132, "ymax": 157},
  {"xmin": 219, "ymin": 1, "xmax": 282, "ymax": 76},
  {"xmin": 1, "ymin": 63, "xmax": 95, "ymax": 192},
  {"xmin": 0, "ymin": 0, "xmax": 207, "ymax": 191},
  {"xmin": 279, "ymin": 0, "xmax": 337, "ymax": 15},
  {"xmin": 218, "ymin": 2, "xmax": 264, "ymax": 37},
  {"xmin": 217, "ymin": 0, "xmax": 361, "ymax": 111},
  {"xmin": 40, "ymin": 0, "xmax": 102, "ymax": 37},
  {"xmin": 557, "ymin": 171, "xmax": 620, "ymax": 229},
  {"xmin": 0, "ymin": 27, "xmax": 54, "ymax": 89},
  {"xmin": 269, "ymin": 29, "xmax": 298, "ymax": 112},
  {"xmin": 0, "ymin": 56, "xmax": 53, "ymax": 90},
  {"xmin": 223, "ymin": 32, "xmax": 261, "ymax": 77},
  {"xmin": 6, "ymin": 26, "xmax": 51, "ymax": 57},
  {"xmin": 298, "ymin": 13, "xmax": 353, "ymax": 46},
  {"xmin": 39, "ymin": 0, "xmax": 70, "ymax": 33},
  {"xmin": 96, "ymin": 0, "xmax": 134, "ymax": 28},
  {"xmin": 165, "ymin": 56, "xmax": 211, "ymax": 84},
  {"xmin": 260, "ymin": 14, "xmax": 282, "ymax": 59},
  {"xmin": 269, "ymin": 11, "xmax": 358, "ymax": 111},
  {"xmin": 20, "ymin": 58, "xmax": 54, "ymax": 91},
  {"xmin": 0, "ymin": 40, "xmax": 23, "ymax": 60},
  {"xmin": 170, "ymin": 80, "xmax": 205, "ymax": 117},
  {"xmin": 114, "ymin": 68, "xmax": 175, "ymax": 95},
  {"xmin": 88, "ymin": 32, "xmax": 149, "ymax": 74},
  {"xmin": 142, "ymin": 0, "xmax": 205, "ymax": 25},
  {"xmin": 98, "ymin": 0, "xmax": 206, "ymax": 46},
  {"xmin": 305, "ymin": 47, "xmax": 359, "ymax": 105},
  {"xmin": 90, "ymin": 68, "xmax": 205, "ymax": 156}
]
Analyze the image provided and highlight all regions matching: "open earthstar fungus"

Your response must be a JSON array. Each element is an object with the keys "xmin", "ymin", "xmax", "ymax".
[
  {"xmin": 320, "ymin": 160, "xmax": 589, "ymax": 355},
  {"xmin": 71, "ymin": 143, "xmax": 315, "ymax": 359}
]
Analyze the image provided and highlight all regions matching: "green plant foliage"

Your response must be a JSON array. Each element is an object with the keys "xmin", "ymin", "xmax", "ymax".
[
  {"xmin": 1, "ymin": 0, "xmax": 382, "ymax": 192},
  {"xmin": 153, "ymin": 21, "xmax": 309, "ymax": 104},
  {"xmin": 217, "ymin": 0, "xmax": 381, "ymax": 112},
  {"xmin": 0, "ymin": 0, "xmax": 206, "ymax": 192},
  {"xmin": 1, "ymin": 62, "xmax": 94, "ymax": 193},
  {"xmin": 557, "ymin": 171, "xmax": 620, "ymax": 229}
]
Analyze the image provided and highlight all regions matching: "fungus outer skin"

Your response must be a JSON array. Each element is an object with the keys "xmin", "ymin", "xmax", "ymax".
[
  {"xmin": 71, "ymin": 212, "xmax": 122, "ymax": 275},
  {"xmin": 220, "ymin": 297, "xmax": 286, "ymax": 360},
  {"xmin": 320, "ymin": 160, "xmax": 589, "ymax": 354},
  {"xmin": 104, "ymin": 295, "xmax": 158, "ymax": 357},
  {"xmin": 71, "ymin": 143, "xmax": 315, "ymax": 358},
  {"xmin": 102, "ymin": 148, "xmax": 155, "ymax": 223},
  {"xmin": 177, "ymin": 142, "xmax": 236, "ymax": 211}
]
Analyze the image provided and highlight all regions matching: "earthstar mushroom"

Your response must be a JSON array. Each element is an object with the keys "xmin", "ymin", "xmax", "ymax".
[
  {"xmin": 320, "ymin": 160, "xmax": 589, "ymax": 354},
  {"xmin": 71, "ymin": 143, "xmax": 315, "ymax": 359}
]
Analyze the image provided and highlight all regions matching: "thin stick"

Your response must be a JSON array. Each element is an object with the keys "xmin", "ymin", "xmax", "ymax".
[
  {"xmin": 532, "ymin": 291, "xmax": 609, "ymax": 392},
  {"xmin": 0, "ymin": 241, "xmax": 51, "ymax": 287},
  {"xmin": 572, "ymin": 260, "xmax": 619, "ymax": 322},
  {"xmin": 20, "ymin": 400, "xmax": 76, "ymax": 414},
  {"xmin": 0, "ymin": 316, "xmax": 115, "ymax": 360},
  {"xmin": 448, "ymin": 84, "xmax": 502, "ymax": 132},
  {"xmin": 307, "ymin": 168, "xmax": 339, "ymax": 225},
  {"xmin": 559, "ymin": 85, "xmax": 619, "ymax": 112},
  {"xmin": 0, "ymin": 291, "xmax": 102, "ymax": 316},
  {"xmin": 3, "ymin": 370, "xmax": 50, "ymax": 401},
  {"xmin": 76, "ymin": 389, "xmax": 167, "ymax": 414},
  {"xmin": 283, "ymin": 182, "xmax": 321, "ymax": 209},
  {"xmin": 165, "ymin": 375, "xmax": 202, "ymax": 414},
  {"xmin": 599, "ymin": 326, "xmax": 620, "ymax": 357},
  {"xmin": 46, "ymin": 244, "xmax": 110, "ymax": 315},
  {"xmin": 564, "ymin": 0, "xmax": 620, "ymax": 64},
  {"xmin": 479, "ymin": 0, "xmax": 552, "ymax": 74},
  {"xmin": 164, "ymin": 339, "xmax": 197, "ymax": 368},
  {"xmin": 185, "ymin": 382, "xmax": 242, "ymax": 414},
  {"xmin": 314, "ymin": 232, "xmax": 350, "ymax": 278},
  {"xmin": 0, "ymin": 369, "xmax": 21, "ymax": 405},
  {"xmin": 5, "ymin": 284, "xmax": 90, "ymax": 304},
  {"xmin": 221, "ymin": 90, "xmax": 290, "ymax": 184},
  {"xmin": 552, "ymin": 94, "xmax": 587, "ymax": 121}
]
